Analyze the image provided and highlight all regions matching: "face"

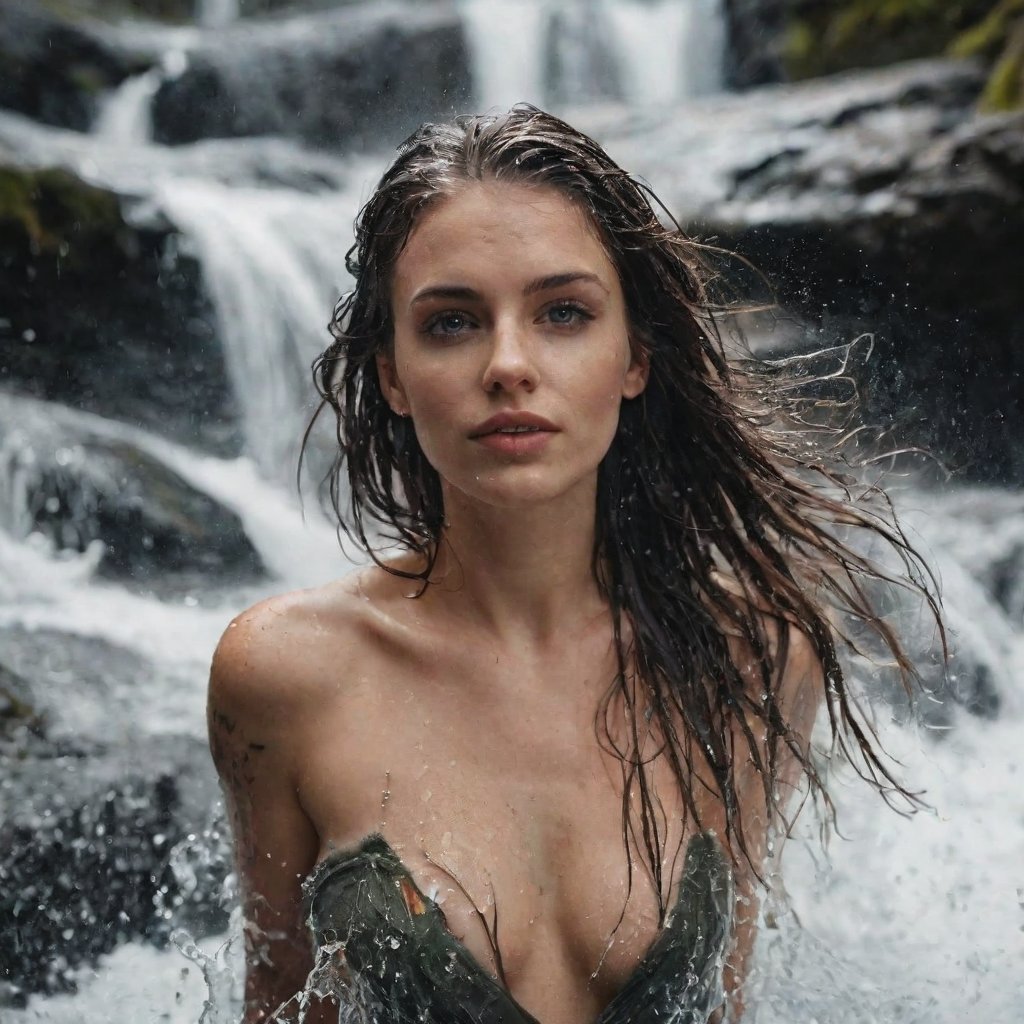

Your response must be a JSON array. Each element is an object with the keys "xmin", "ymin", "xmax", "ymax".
[{"xmin": 378, "ymin": 181, "xmax": 647, "ymax": 511}]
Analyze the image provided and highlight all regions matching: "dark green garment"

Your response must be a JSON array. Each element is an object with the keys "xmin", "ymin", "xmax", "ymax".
[{"xmin": 302, "ymin": 832, "xmax": 733, "ymax": 1024}]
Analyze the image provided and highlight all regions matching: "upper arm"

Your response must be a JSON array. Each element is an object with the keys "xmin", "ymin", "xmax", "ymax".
[
  {"xmin": 208, "ymin": 602, "xmax": 335, "ymax": 1024},
  {"xmin": 720, "ymin": 600, "xmax": 826, "ymax": 818}
]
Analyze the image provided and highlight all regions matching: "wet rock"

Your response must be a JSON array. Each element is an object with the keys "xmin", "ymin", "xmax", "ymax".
[
  {"xmin": 0, "ymin": 158, "xmax": 240, "ymax": 456},
  {"xmin": 0, "ymin": 0, "xmax": 141, "ymax": 131},
  {"xmin": 0, "ymin": 393, "xmax": 266, "ymax": 588},
  {"xmin": 722, "ymin": 0, "xmax": 789, "ymax": 87},
  {"xmin": 151, "ymin": 3, "xmax": 473, "ymax": 149},
  {"xmin": 0, "ymin": 733, "xmax": 228, "ymax": 1005},
  {"xmin": 0, "ymin": 624, "xmax": 179, "ymax": 747},
  {"xmin": 593, "ymin": 59, "xmax": 1024, "ymax": 483},
  {"xmin": 0, "ymin": 660, "xmax": 44, "ymax": 744}
]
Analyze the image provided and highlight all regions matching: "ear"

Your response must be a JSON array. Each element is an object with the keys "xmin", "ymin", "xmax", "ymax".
[
  {"xmin": 376, "ymin": 351, "xmax": 410, "ymax": 416},
  {"xmin": 621, "ymin": 348, "xmax": 649, "ymax": 400}
]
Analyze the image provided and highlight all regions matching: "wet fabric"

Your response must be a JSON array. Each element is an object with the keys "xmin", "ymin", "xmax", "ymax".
[{"xmin": 302, "ymin": 831, "xmax": 734, "ymax": 1024}]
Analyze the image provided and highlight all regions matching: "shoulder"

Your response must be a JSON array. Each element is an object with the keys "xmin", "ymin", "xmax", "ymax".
[
  {"xmin": 208, "ymin": 561, "xmax": 426, "ymax": 721},
  {"xmin": 208, "ymin": 574, "xmax": 370, "ymax": 724},
  {"xmin": 708, "ymin": 569, "xmax": 824, "ymax": 693}
]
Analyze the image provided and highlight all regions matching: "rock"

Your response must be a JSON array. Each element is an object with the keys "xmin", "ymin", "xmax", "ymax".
[
  {"xmin": 0, "ymin": 623, "xmax": 230, "ymax": 1003},
  {"xmin": 151, "ymin": 3, "xmax": 473, "ymax": 149},
  {"xmin": 722, "ymin": 0, "xmax": 790, "ymax": 87},
  {"xmin": 0, "ymin": 624, "xmax": 177, "ymax": 747},
  {"xmin": 591, "ymin": 59, "xmax": 1024, "ymax": 483},
  {"xmin": 0, "ymin": 0, "xmax": 141, "ymax": 131},
  {"xmin": 0, "ymin": 733, "xmax": 228, "ymax": 1005},
  {"xmin": 0, "ymin": 393, "xmax": 266, "ymax": 588},
  {"xmin": 723, "ymin": 1, "xmax": 1024, "ymax": 109},
  {"xmin": 0, "ymin": 660, "xmax": 44, "ymax": 744},
  {"xmin": 0, "ymin": 158, "xmax": 241, "ymax": 456}
]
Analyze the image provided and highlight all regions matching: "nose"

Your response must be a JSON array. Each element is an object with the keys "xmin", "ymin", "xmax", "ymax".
[{"xmin": 481, "ymin": 317, "xmax": 539, "ymax": 393}]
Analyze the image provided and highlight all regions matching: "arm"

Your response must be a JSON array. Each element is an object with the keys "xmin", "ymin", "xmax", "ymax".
[
  {"xmin": 723, "ymin": 617, "xmax": 825, "ymax": 1019},
  {"xmin": 208, "ymin": 604, "xmax": 337, "ymax": 1024}
]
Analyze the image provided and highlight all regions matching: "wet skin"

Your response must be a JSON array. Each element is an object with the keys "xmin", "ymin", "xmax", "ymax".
[{"xmin": 208, "ymin": 182, "xmax": 822, "ymax": 1024}]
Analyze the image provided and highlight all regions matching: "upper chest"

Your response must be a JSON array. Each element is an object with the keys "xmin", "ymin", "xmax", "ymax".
[{"xmin": 292, "ymin": 604, "xmax": 753, "ymax": 1021}]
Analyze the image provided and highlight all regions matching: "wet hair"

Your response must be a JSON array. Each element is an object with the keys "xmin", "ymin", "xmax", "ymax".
[{"xmin": 306, "ymin": 105, "xmax": 942, "ymax": 917}]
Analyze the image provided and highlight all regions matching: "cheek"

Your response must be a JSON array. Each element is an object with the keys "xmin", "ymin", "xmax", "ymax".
[{"xmin": 563, "ymin": 356, "xmax": 630, "ymax": 444}]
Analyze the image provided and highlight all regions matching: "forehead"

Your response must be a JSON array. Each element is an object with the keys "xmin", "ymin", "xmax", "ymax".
[{"xmin": 392, "ymin": 182, "xmax": 615, "ymax": 295}]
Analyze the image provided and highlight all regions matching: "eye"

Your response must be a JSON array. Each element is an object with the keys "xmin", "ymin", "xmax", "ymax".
[
  {"xmin": 423, "ymin": 310, "xmax": 474, "ymax": 337},
  {"xmin": 544, "ymin": 302, "xmax": 593, "ymax": 328}
]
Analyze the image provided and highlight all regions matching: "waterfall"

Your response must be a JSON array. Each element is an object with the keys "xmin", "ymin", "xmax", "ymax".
[
  {"xmin": 459, "ymin": 0, "xmax": 725, "ymax": 110},
  {"xmin": 155, "ymin": 178, "xmax": 360, "ymax": 478},
  {"xmin": 459, "ymin": 0, "xmax": 549, "ymax": 110},
  {"xmin": 94, "ymin": 68, "xmax": 162, "ymax": 145},
  {"xmin": 606, "ymin": 0, "xmax": 727, "ymax": 103}
]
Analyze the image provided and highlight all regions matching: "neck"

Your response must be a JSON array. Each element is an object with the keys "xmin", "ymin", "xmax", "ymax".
[{"xmin": 428, "ymin": 476, "xmax": 607, "ymax": 646}]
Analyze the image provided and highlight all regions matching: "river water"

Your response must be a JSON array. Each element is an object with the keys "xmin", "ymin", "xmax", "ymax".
[{"xmin": 2, "ymin": 1, "xmax": 1022, "ymax": 1021}]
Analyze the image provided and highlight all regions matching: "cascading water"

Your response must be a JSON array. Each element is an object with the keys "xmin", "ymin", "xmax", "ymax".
[
  {"xmin": 153, "ymin": 180, "xmax": 358, "ymax": 477},
  {"xmin": 2, "ymin": 2, "xmax": 1021, "ymax": 1022},
  {"xmin": 94, "ymin": 69, "xmax": 163, "ymax": 145},
  {"xmin": 458, "ymin": 0, "xmax": 725, "ymax": 109}
]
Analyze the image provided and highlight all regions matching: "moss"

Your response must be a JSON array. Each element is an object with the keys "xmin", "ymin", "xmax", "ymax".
[
  {"xmin": 0, "ymin": 165, "xmax": 125, "ymax": 264},
  {"xmin": 978, "ymin": 19, "xmax": 1024, "ymax": 109},
  {"xmin": 783, "ymin": 0, "xmax": 1024, "ymax": 110},
  {"xmin": 38, "ymin": 0, "xmax": 196, "ymax": 25},
  {"xmin": 951, "ymin": 0, "xmax": 1024, "ymax": 56}
]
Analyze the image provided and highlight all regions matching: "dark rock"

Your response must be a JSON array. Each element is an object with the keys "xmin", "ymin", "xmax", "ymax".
[
  {"xmin": 0, "ymin": 0, "xmax": 141, "ymax": 131},
  {"xmin": 0, "ymin": 624, "xmax": 181, "ymax": 747},
  {"xmin": 0, "ymin": 393, "xmax": 266, "ymax": 588},
  {"xmin": 151, "ymin": 3, "xmax": 473, "ymax": 149},
  {"xmin": 0, "ymin": 624, "xmax": 229, "ymax": 1003},
  {"xmin": 592, "ymin": 60, "xmax": 1024, "ymax": 483},
  {"xmin": 722, "ymin": 0, "xmax": 790, "ymax": 88},
  {"xmin": 0, "ymin": 733, "xmax": 228, "ymax": 1005},
  {"xmin": 0, "ymin": 159, "xmax": 241, "ymax": 456},
  {"xmin": 0, "ymin": 659, "xmax": 44, "ymax": 744}
]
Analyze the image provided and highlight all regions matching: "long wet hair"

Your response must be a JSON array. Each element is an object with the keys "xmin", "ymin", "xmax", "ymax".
[{"xmin": 307, "ymin": 105, "xmax": 942, "ymax": 917}]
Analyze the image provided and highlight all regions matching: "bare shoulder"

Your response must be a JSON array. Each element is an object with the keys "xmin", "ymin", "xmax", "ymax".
[
  {"xmin": 209, "ymin": 573, "xmax": 375, "ymax": 725},
  {"xmin": 708, "ymin": 569, "xmax": 824, "ymax": 703}
]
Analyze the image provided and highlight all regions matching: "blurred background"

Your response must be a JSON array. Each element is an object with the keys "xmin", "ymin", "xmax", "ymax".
[{"xmin": 0, "ymin": 0, "xmax": 1022, "ymax": 1020}]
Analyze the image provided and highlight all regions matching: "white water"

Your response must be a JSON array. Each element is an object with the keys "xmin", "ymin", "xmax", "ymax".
[
  {"xmin": 460, "ymin": 0, "xmax": 549, "ymax": 110},
  {"xmin": 459, "ymin": 0, "xmax": 725, "ymax": 109},
  {"xmin": 155, "ymin": 179, "xmax": 359, "ymax": 477},
  {"xmin": 605, "ymin": 0, "xmax": 727, "ymax": 103},
  {"xmin": 94, "ymin": 69, "xmax": 163, "ymax": 145}
]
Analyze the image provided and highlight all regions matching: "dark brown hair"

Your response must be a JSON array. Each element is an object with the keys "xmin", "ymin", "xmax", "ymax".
[{"xmin": 307, "ymin": 105, "xmax": 942, "ymax": 916}]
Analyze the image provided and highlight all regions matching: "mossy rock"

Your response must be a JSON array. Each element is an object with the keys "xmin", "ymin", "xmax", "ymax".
[
  {"xmin": 0, "ymin": 159, "xmax": 241, "ymax": 456},
  {"xmin": 781, "ymin": 0, "xmax": 1024, "ymax": 109},
  {"xmin": 0, "ymin": 0, "xmax": 140, "ymax": 130},
  {"xmin": 0, "ymin": 166, "xmax": 126, "ymax": 268},
  {"xmin": 0, "ymin": 662, "xmax": 45, "ymax": 744},
  {"xmin": 37, "ymin": 0, "xmax": 195, "ymax": 24}
]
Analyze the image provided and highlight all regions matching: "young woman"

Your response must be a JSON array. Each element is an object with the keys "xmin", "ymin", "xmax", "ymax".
[{"xmin": 208, "ymin": 107, "xmax": 937, "ymax": 1024}]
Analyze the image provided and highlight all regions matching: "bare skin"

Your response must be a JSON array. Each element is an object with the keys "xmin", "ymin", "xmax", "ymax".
[{"xmin": 208, "ymin": 183, "xmax": 822, "ymax": 1024}]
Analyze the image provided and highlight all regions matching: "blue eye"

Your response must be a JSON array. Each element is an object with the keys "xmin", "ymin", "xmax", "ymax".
[
  {"xmin": 425, "ymin": 311, "xmax": 473, "ymax": 336},
  {"xmin": 546, "ymin": 303, "xmax": 592, "ymax": 327}
]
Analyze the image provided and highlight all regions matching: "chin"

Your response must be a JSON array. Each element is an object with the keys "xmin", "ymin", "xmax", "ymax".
[{"xmin": 445, "ymin": 463, "xmax": 597, "ymax": 511}]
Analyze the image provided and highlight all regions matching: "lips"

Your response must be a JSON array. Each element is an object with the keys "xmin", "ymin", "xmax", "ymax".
[{"xmin": 469, "ymin": 411, "xmax": 559, "ymax": 438}]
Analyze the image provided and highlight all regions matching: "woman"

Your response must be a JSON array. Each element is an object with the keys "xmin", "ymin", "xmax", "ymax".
[{"xmin": 208, "ymin": 107, "xmax": 937, "ymax": 1024}]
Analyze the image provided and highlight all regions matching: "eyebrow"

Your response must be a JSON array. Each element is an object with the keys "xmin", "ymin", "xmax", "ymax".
[{"xmin": 409, "ymin": 271, "xmax": 609, "ymax": 306}]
